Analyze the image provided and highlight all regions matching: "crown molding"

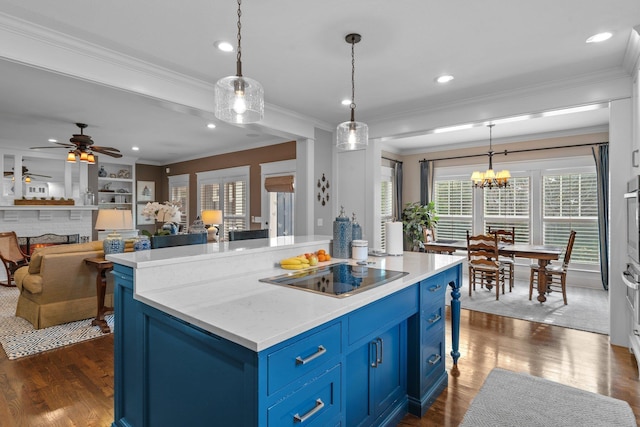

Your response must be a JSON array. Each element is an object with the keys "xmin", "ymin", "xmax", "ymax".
[{"xmin": 623, "ymin": 25, "xmax": 640, "ymax": 76}]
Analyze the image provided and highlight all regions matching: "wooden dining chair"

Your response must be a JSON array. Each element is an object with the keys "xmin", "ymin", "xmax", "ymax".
[
  {"xmin": 529, "ymin": 230, "xmax": 576, "ymax": 305},
  {"xmin": 0, "ymin": 231, "xmax": 30, "ymax": 287},
  {"xmin": 488, "ymin": 226, "xmax": 516, "ymax": 290},
  {"xmin": 466, "ymin": 231, "xmax": 507, "ymax": 300}
]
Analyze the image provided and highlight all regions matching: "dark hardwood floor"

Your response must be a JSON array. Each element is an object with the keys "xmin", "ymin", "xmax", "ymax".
[{"xmin": 0, "ymin": 309, "xmax": 638, "ymax": 426}]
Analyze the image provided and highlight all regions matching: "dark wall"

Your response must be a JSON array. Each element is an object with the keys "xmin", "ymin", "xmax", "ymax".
[
  {"xmin": 135, "ymin": 163, "xmax": 164, "ymax": 234},
  {"xmin": 138, "ymin": 141, "xmax": 296, "ymax": 229}
]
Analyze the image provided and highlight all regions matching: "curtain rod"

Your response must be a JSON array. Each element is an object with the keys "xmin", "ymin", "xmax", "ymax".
[
  {"xmin": 382, "ymin": 156, "xmax": 403, "ymax": 164},
  {"xmin": 418, "ymin": 141, "xmax": 608, "ymax": 163}
]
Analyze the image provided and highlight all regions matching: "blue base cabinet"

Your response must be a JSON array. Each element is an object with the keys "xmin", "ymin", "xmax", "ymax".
[{"xmin": 111, "ymin": 263, "xmax": 460, "ymax": 427}]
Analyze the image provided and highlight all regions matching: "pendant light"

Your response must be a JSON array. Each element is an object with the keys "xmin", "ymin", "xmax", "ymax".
[
  {"xmin": 337, "ymin": 33, "xmax": 368, "ymax": 150},
  {"xmin": 470, "ymin": 124, "xmax": 510, "ymax": 189},
  {"xmin": 214, "ymin": 0, "xmax": 264, "ymax": 124}
]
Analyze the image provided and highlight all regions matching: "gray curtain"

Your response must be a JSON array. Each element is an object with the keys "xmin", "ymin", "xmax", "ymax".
[
  {"xmin": 592, "ymin": 143, "xmax": 609, "ymax": 291},
  {"xmin": 420, "ymin": 160, "xmax": 434, "ymax": 204},
  {"xmin": 394, "ymin": 161, "xmax": 403, "ymax": 220}
]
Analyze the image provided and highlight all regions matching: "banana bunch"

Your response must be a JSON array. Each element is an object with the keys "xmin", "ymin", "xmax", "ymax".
[{"xmin": 280, "ymin": 256, "xmax": 310, "ymax": 270}]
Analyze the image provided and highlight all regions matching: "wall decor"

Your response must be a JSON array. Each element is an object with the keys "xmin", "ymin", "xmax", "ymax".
[
  {"xmin": 137, "ymin": 180, "xmax": 155, "ymax": 202},
  {"xmin": 317, "ymin": 173, "xmax": 330, "ymax": 206}
]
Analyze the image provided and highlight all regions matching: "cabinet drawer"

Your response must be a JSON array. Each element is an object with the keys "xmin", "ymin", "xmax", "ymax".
[
  {"xmin": 267, "ymin": 364, "xmax": 341, "ymax": 427},
  {"xmin": 420, "ymin": 328, "xmax": 445, "ymax": 394},
  {"xmin": 267, "ymin": 323, "xmax": 341, "ymax": 395},
  {"xmin": 348, "ymin": 285, "xmax": 418, "ymax": 346},
  {"xmin": 420, "ymin": 274, "xmax": 448, "ymax": 310},
  {"xmin": 422, "ymin": 303, "xmax": 445, "ymax": 334}
]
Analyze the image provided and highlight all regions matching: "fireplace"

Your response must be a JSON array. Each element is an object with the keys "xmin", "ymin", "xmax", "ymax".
[{"xmin": 18, "ymin": 233, "xmax": 80, "ymax": 256}]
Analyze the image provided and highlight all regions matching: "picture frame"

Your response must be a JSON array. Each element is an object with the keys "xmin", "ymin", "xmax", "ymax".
[
  {"xmin": 137, "ymin": 203, "xmax": 155, "ymax": 225},
  {"xmin": 137, "ymin": 180, "xmax": 155, "ymax": 202}
]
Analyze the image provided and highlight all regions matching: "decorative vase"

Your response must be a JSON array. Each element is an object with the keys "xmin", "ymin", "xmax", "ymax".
[
  {"xmin": 133, "ymin": 235, "xmax": 151, "ymax": 251},
  {"xmin": 162, "ymin": 222, "xmax": 179, "ymax": 235},
  {"xmin": 98, "ymin": 165, "xmax": 107, "ymax": 177}
]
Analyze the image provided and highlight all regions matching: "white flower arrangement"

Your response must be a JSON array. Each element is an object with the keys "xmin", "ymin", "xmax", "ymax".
[{"xmin": 142, "ymin": 201, "xmax": 181, "ymax": 223}]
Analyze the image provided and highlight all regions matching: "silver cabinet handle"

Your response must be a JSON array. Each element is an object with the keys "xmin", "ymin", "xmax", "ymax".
[
  {"xmin": 377, "ymin": 337, "xmax": 383, "ymax": 365},
  {"xmin": 428, "ymin": 354, "xmax": 442, "ymax": 365},
  {"xmin": 427, "ymin": 313, "xmax": 442, "ymax": 323},
  {"xmin": 295, "ymin": 345, "xmax": 326, "ymax": 365},
  {"xmin": 429, "ymin": 284, "xmax": 442, "ymax": 292},
  {"xmin": 370, "ymin": 340, "xmax": 378, "ymax": 367},
  {"xmin": 293, "ymin": 398, "xmax": 325, "ymax": 423}
]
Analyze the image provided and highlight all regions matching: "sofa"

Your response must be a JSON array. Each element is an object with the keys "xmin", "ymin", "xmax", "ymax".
[{"xmin": 14, "ymin": 241, "xmax": 118, "ymax": 329}]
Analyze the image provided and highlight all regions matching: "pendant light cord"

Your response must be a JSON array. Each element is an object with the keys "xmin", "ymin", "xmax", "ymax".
[
  {"xmin": 236, "ymin": 0, "xmax": 243, "ymax": 77},
  {"xmin": 350, "ymin": 37, "xmax": 356, "ymax": 122}
]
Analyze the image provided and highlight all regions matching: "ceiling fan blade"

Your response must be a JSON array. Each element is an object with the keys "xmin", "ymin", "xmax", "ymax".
[
  {"xmin": 29, "ymin": 173, "xmax": 53, "ymax": 178},
  {"xmin": 91, "ymin": 147, "xmax": 122, "ymax": 158},
  {"xmin": 30, "ymin": 144, "xmax": 75, "ymax": 149},
  {"xmin": 91, "ymin": 145, "xmax": 121, "ymax": 153}
]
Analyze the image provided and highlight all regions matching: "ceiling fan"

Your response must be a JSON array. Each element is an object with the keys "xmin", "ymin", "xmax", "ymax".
[
  {"xmin": 31, "ymin": 123, "xmax": 122, "ymax": 161},
  {"xmin": 3, "ymin": 165, "xmax": 52, "ymax": 183}
]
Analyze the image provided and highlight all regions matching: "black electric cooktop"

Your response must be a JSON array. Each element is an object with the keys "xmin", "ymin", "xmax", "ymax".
[{"xmin": 260, "ymin": 262, "xmax": 408, "ymax": 298}]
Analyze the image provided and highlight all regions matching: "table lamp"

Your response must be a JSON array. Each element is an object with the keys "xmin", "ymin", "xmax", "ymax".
[
  {"xmin": 201, "ymin": 209, "xmax": 223, "ymax": 242},
  {"xmin": 95, "ymin": 209, "xmax": 133, "ymax": 254}
]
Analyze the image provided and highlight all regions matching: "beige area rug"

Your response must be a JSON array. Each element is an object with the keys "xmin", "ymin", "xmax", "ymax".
[
  {"xmin": 460, "ymin": 368, "xmax": 636, "ymax": 426},
  {"xmin": 447, "ymin": 277, "xmax": 609, "ymax": 335},
  {"xmin": 0, "ymin": 286, "xmax": 113, "ymax": 360}
]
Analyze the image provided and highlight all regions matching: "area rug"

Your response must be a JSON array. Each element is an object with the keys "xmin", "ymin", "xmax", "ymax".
[
  {"xmin": 0, "ymin": 286, "xmax": 113, "ymax": 360},
  {"xmin": 460, "ymin": 368, "xmax": 636, "ymax": 426},
  {"xmin": 447, "ymin": 277, "xmax": 609, "ymax": 335}
]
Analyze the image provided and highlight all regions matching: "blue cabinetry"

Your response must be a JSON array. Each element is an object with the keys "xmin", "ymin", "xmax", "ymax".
[{"xmin": 111, "ymin": 262, "xmax": 461, "ymax": 427}]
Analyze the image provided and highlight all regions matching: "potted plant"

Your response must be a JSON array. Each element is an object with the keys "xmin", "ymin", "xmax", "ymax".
[{"xmin": 401, "ymin": 201, "xmax": 439, "ymax": 251}]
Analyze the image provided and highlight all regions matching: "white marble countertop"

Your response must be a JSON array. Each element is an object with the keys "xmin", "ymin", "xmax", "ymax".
[{"xmin": 108, "ymin": 236, "xmax": 464, "ymax": 352}]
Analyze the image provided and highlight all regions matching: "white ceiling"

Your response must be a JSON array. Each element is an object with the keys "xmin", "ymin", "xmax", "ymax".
[{"xmin": 0, "ymin": 0, "xmax": 637, "ymax": 165}]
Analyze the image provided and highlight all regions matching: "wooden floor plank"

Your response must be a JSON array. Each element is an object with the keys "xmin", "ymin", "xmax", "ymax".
[{"xmin": 0, "ymin": 308, "xmax": 637, "ymax": 426}]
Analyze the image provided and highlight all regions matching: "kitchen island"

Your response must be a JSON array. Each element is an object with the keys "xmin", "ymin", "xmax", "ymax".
[{"xmin": 107, "ymin": 235, "xmax": 464, "ymax": 427}]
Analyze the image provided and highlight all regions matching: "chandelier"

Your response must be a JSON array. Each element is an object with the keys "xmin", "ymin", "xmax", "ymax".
[
  {"xmin": 336, "ymin": 33, "xmax": 368, "ymax": 150},
  {"xmin": 470, "ymin": 124, "xmax": 510, "ymax": 189},
  {"xmin": 214, "ymin": 0, "xmax": 264, "ymax": 124}
]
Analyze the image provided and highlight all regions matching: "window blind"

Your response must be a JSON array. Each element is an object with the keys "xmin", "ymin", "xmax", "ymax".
[
  {"xmin": 380, "ymin": 179, "xmax": 393, "ymax": 251},
  {"xmin": 484, "ymin": 176, "xmax": 530, "ymax": 243},
  {"xmin": 434, "ymin": 179, "xmax": 473, "ymax": 240}
]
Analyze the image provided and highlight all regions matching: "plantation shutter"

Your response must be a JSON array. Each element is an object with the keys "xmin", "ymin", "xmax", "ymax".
[
  {"xmin": 380, "ymin": 177, "xmax": 393, "ymax": 251},
  {"xmin": 483, "ymin": 176, "xmax": 530, "ymax": 243},
  {"xmin": 542, "ymin": 173, "xmax": 599, "ymax": 264},
  {"xmin": 434, "ymin": 179, "xmax": 473, "ymax": 240}
]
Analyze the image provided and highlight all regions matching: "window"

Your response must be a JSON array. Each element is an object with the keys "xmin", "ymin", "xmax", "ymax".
[
  {"xmin": 168, "ymin": 174, "xmax": 189, "ymax": 230},
  {"xmin": 197, "ymin": 167, "xmax": 249, "ymax": 241},
  {"xmin": 542, "ymin": 172, "xmax": 599, "ymax": 264},
  {"xmin": 483, "ymin": 176, "xmax": 530, "ymax": 243},
  {"xmin": 380, "ymin": 166, "xmax": 393, "ymax": 251},
  {"xmin": 434, "ymin": 179, "xmax": 473, "ymax": 240}
]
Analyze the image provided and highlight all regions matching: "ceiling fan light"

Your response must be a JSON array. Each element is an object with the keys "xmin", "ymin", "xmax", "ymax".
[
  {"xmin": 67, "ymin": 151, "xmax": 77, "ymax": 163},
  {"xmin": 79, "ymin": 151, "xmax": 89, "ymax": 162},
  {"xmin": 87, "ymin": 153, "xmax": 96, "ymax": 164},
  {"xmin": 24, "ymin": 176, "xmax": 31, "ymax": 183}
]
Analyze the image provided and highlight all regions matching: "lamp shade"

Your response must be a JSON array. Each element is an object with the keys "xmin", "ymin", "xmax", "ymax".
[
  {"xmin": 201, "ymin": 210, "xmax": 223, "ymax": 225},
  {"xmin": 95, "ymin": 209, "xmax": 133, "ymax": 230},
  {"xmin": 336, "ymin": 120, "xmax": 368, "ymax": 150}
]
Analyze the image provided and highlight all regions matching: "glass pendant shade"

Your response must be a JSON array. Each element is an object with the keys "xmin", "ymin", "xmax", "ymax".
[
  {"xmin": 215, "ymin": 76, "xmax": 264, "ymax": 124},
  {"xmin": 79, "ymin": 151, "xmax": 89, "ymax": 162},
  {"xmin": 67, "ymin": 151, "xmax": 76, "ymax": 162},
  {"xmin": 337, "ymin": 120, "xmax": 368, "ymax": 150}
]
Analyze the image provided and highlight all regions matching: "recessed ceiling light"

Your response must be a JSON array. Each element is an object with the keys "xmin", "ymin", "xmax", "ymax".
[
  {"xmin": 214, "ymin": 41, "xmax": 234, "ymax": 52},
  {"xmin": 48, "ymin": 138, "xmax": 57, "ymax": 143},
  {"xmin": 207, "ymin": 123, "xmax": 216, "ymax": 129},
  {"xmin": 132, "ymin": 146, "xmax": 140, "ymax": 151},
  {"xmin": 436, "ymin": 75, "xmax": 454, "ymax": 84},
  {"xmin": 586, "ymin": 32, "xmax": 612, "ymax": 43},
  {"xmin": 341, "ymin": 99, "xmax": 351, "ymax": 106}
]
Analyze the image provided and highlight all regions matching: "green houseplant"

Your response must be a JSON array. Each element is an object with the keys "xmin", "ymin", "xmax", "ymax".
[{"xmin": 401, "ymin": 201, "xmax": 439, "ymax": 251}]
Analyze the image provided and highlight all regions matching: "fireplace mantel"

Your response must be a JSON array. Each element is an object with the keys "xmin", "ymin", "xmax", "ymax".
[{"xmin": 0, "ymin": 206, "xmax": 97, "ymax": 245}]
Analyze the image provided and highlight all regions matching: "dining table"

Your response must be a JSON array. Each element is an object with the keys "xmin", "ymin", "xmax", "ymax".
[{"xmin": 423, "ymin": 239, "xmax": 563, "ymax": 303}]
